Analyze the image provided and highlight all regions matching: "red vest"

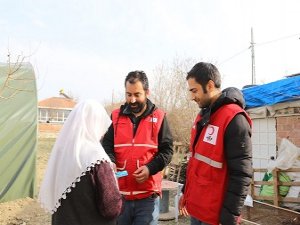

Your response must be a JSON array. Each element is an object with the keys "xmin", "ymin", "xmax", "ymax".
[
  {"xmin": 112, "ymin": 108, "xmax": 165, "ymax": 200},
  {"xmin": 185, "ymin": 104, "xmax": 251, "ymax": 225}
]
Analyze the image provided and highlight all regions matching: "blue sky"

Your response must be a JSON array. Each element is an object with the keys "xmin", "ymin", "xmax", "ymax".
[{"xmin": 1, "ymin": 0, "xmax": 300, "ymax": 103}]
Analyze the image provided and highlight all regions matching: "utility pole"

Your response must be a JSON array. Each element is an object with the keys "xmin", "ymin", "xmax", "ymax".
[{"xmin": 250, "ymin": 27, "xmax": 256, "ymax": 85}]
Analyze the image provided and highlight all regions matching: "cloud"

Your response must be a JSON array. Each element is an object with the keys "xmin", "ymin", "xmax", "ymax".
[
  {"xmin": 30, "ymin": 44, "xmax": 126, "ymax": 102},
  {"xmin": 32, "ymin": 19, "xmax": 46, "ymax": 28},
  {"xmin": 1, "ymin": 0, "xmax": 300, "ymax": 101}
]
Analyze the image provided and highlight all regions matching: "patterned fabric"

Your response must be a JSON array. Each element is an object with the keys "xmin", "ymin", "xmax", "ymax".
[{"xmin": 52, "ymin": 162, "xmax": 122, "ymax": 225}]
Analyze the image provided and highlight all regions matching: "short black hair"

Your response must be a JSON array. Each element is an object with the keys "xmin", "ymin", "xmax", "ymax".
[
  {"xmin": 125, "ymin": 70, "xmax": 149, "ymax": 90},
  {"xmin": 186, "ymin": 62, "xmax": 221, "ymax": 92}
]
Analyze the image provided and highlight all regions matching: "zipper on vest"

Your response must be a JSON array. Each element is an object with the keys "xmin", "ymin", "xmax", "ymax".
[{"xmin": 133, "ymin": 123, "xmax": 136, "ymax": 137}]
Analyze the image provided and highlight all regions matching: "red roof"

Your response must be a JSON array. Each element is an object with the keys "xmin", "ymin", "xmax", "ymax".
[{"xmin": 38, "ymin": 97, "xmax": 76, "ymax": 109}]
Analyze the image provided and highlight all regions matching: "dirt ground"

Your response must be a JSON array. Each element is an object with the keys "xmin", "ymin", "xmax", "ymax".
[
  {"xmin": 0, "ymin": 138, "xmax": 53, "ymax": 225},
  {"xmin": 241, "ymin": 201, "xmax": 300, "ymax": 225},
  {"xmin": 0, "ymin": 138, "xmax": 189, "ymax": 225},
  {"xmin": 1, "ymin": 138, "xmax": 300, "ymax": 225}
]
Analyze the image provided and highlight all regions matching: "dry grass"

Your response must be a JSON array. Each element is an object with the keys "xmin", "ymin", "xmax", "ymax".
[
  {"xmin": 0, "ymin": 138, "xmax": 256, "ymax": 225},
  {"xmin": 0, "ymin": 138, "xmax": 191, "ymax": 225}
]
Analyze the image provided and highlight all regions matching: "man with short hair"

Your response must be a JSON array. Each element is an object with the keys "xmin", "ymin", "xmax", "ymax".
[
  {"xmin": 179, "ymin": 62, "xmax": 252, "ymax": 225},
  {"xmin": 102, "ymin": 70, "xmax": 173, "ymax": 225}
]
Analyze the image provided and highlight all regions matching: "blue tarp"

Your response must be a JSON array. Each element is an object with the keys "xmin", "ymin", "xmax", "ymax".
[{"xmin": 242, "ymin": 75, "xmax": 300, "ymax": 109}]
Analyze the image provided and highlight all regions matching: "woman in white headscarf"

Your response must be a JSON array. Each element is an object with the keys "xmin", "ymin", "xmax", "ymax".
[{"xmin": 39, "ymin": 99, "xmax": 122, "ymax": 225}]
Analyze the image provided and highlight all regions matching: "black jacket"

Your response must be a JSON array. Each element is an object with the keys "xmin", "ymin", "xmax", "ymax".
[
  {"xmin": 186, "ymin": 87, "xmax": 252, "ymax": 225},
  {"xmin": 102, "ymin": 99, "xmax": 173, "ymax": 175}
]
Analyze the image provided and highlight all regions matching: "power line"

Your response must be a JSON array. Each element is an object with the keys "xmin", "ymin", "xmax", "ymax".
[
  {"xmin": 219, "ymin": 31, "xmax": 300, "ymax": 65},
  {"xmin": 256, "ymin": 32, "xmax": 300, "ymax": 47},
  {"xmin": 219, "ymin": 47, "xmax": 249, "ymax": 65}
]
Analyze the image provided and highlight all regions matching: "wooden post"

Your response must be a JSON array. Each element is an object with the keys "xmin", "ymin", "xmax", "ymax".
[
  {"xmin": 250, "ymin": 168, "xmax": 255, "ymax": 197},
  {"xmin": 272, "ymin": 169, "xmax": 279, "ymax": 206}
]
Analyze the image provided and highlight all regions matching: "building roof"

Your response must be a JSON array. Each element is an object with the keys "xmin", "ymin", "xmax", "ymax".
[
  {"xmin": 242, "ymin": 75, "xmax": 300, "ymax": 109},
  {"xmin": 286, "ymin": 73, "xmax": 300, "ymax": 78},
  {"xmin": 38, "ymin": 97, "xmax": 77, "ymax": 109}
]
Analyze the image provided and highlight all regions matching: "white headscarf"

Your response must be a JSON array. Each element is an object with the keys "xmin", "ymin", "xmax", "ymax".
[{"xmin": 38, "ymin": 99, "xmax": 112, "ymax": 213}]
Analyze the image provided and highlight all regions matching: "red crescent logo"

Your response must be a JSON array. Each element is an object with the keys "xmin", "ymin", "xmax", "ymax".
[{"xmin": 208, "ymin": 126, "xmax": 214, "ymax": 135}]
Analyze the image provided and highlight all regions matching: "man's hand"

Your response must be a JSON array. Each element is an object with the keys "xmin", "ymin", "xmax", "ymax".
[
  {"xmin": 179, "ymin": 194, "xmax": 189, "ymax": 217},
  {"xmin": 133, "ymin": 165, "xmax": 150, "ymax": 183}
]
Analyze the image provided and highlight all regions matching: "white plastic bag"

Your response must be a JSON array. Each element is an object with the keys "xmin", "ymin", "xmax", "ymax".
[
  {"xmin": 268, "ymin": 138, "xmax": 300, "ymax": 172},
  {"xmin": 244, "ymin": 194, "xmax": 253, "ymax": 207}
]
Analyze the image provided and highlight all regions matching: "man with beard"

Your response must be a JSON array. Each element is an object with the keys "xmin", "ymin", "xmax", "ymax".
[
  {"xmin": 179, "ymin": 62, "xmax": 252, "ymax": 225},
  {"xmin": 102, "ymin": 70, "xmax": 173, "ymax": 225}
]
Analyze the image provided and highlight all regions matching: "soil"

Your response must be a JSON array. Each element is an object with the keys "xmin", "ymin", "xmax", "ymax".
[
  {"xmin": 1, "ymin": 138, "xmax": 300, "ymax": 225},
  {"xmin": 0, "ymin": 138, "xmax": 53, "ymax": 225},
  {"xmin": 242, "ymin": 201, "xmax": 300, "ymax": 225},
  {"xmin": 0, "ymin": 138, "xmax": 188, "ymax": 225}
]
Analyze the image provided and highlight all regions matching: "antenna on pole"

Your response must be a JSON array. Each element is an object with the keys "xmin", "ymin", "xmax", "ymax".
[{"xmin": 250, "ymin": 27, "xmax": 256, "ymax": 84}]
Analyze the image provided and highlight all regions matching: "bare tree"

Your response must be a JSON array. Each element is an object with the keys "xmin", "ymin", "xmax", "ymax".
[
  {"xmin": 103, "ymin": 89, "xmax": 124, "ymax": 115},
  {"xmin": 102, "ymin": 57, "xmax": 201, "ymax": 144},
  {"xmin": 150, "ymin": 57, "xmax": 199, "ymax": 145},
  {"xmin": 0, "ymin": 52, "xmax": 35, "ymax": 100}
]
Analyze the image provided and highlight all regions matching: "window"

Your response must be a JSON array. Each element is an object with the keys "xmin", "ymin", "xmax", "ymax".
[{"xmin": 38, "ymin": 108, "xmax": 72, "ymax": 123}]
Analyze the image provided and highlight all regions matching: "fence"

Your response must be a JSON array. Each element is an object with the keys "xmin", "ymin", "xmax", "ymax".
[
  {"xmin": 164, "ymin": 142, "xmax": 188, "ymax": 183},
  {"xmin": 251, "ymin": 168, "xmax": 300, "ymax": 207}
]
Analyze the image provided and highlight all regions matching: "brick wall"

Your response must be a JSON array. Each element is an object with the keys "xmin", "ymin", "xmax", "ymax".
[{"xmin": 276, "ymin": 116, "xmax": 300, "ymax": 147}]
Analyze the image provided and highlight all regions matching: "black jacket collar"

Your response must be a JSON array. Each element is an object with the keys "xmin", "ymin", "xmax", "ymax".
[{"xmin": 199, "ymin": 87, "xmax": 245, "ymax": 128}]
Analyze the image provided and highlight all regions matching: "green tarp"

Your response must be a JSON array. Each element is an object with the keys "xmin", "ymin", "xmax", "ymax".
[
  {"xmin": 0, "ymin": 62, "xmax": 37, "ymax": 203},
  {"xmin": 260, "ymin": 172, "xmax": 291, "ymax": 197}
]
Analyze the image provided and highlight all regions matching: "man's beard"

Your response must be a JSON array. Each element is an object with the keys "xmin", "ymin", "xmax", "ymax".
[
  {"xmin": 129, "ymin": 102, "xmax": 146, "ymax": 113},
  {"xmin": 196, "ymin": 98, "xmax": 211, "ymax": 109}
]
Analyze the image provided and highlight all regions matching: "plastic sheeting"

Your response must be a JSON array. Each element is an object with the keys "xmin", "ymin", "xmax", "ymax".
[
  {"xmin": 0, "ymin": 62, "xmax": 37, "ymax": 203},
  {"xmin": 242, "ymin": 75, "xmax": 300, "ymax": 109}
]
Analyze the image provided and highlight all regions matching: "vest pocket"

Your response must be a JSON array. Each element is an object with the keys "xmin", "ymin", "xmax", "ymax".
[
  {"xmin": 116, "ymin": 160, "xmax": 128, "ymax": 189},
  {"xmin": 116, "ymin": 160, "xmax": 127, "ymax": 170},
  {"xmin": 186, "ymin": 158, "xmax": 214, "ymax": 216},
  {"xmin": 135, "ymin": 159, "xmax": 160, "ymax": 192},
  {"xmin": 187, "ymin": 173, "xmax": 214, "ymax": 217},
  {"xmin": 189, "ymin": 156, "xmax": 212, "ymax": 182}
]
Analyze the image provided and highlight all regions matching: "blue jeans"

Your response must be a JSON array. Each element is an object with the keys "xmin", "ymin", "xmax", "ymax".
[
  {"xmin": 117, "ymin": 195, "xmax": 160, "ymax": 225},
  {"xmin": 191, "ymin": 216, "xmax": 211, "ymax": 225}
]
